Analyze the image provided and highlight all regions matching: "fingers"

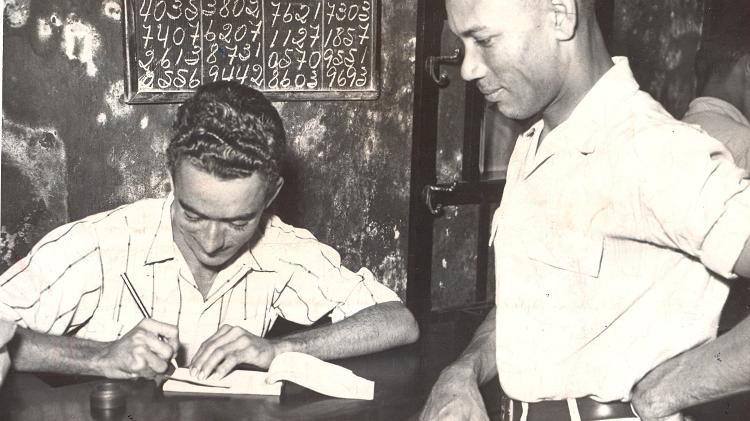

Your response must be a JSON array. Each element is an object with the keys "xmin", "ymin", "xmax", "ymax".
[
  {"xmin": 137, "ymin": 319, "xmax": 179, "ymax": 352},
  {"xmin": 190, "ymin": 324, "xmax": 233, "ymax": 368},
  {"xmin": 106, "ymin": 320, "xmax": 179, "ymax": 379},
  {"xmin": 190, "ymin": 326, "xmax": 248, "ymax": 380},
  {"xmin": 131, "ymin": 326, "xmax": 176, "ymax": 361},
  {"xmin": 131, "ymin": 344, "xmax": 170, "ymax": 377}
]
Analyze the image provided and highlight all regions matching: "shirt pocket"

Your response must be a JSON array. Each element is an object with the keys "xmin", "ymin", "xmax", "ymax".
[{"xmin": 526, "ymin": 229, "xmax": 604, "ymax": 278}]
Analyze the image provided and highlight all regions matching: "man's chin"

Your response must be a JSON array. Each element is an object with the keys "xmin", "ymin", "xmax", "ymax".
[{"xmin": 197, "ymin": 253, "xmax": 235, "ymax": 270}]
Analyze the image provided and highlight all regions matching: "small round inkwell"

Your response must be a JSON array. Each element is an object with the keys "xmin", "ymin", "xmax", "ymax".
[{"xmin": 90, "ymin": 381, "xmax": 127, "ymax": 419}]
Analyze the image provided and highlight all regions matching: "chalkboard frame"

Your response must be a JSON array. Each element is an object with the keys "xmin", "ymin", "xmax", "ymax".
[{"xmin": 122, "ymin": 0, "xmax": 381, "ymax": 103}]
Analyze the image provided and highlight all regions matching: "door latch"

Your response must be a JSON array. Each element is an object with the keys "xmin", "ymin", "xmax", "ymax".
[
  {"xmin": 425, "ymin": 48, "xmax": 463, "ymax": 88},
  {"xmin": 422, "ymin": 182, "xmax": 457, "ymax": 215}
]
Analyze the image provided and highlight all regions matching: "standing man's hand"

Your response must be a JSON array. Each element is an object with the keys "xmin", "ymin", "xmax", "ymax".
[
  {"xmin": 419, "ymin": 363, "xmax": 489, "ymax": 421},
  {"xmin": 189, "ymin": 325, "xmax": 278, "ymax": 380},
  {"xmin": 96, "ymin": 319, "xmax": 179, "ymax": 379},
  {"xmin": 637, "ymin": 413, "xmax": 692, "ymax": 421}
]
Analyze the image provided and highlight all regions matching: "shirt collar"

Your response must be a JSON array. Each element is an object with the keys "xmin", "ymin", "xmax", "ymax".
[
  {"xmin": 545, "ymin": 56, "xmax": 641, "ymax": 155},
  {"xmin": 144, "ymin": 195, "xmax": 176, "ymax": 265},
  {"xmin": 685, "ymin": 96, "xmax": 750, "ymax": 127}
]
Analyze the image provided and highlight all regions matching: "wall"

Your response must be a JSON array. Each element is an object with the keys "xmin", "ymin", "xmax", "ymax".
[
  {"xmin": 1, "ymin": 0, "xmax": 417, "ymax": 297},
  {"xmin": 611, "ymin": 0, "xmax": 707, "ymax": 118}
]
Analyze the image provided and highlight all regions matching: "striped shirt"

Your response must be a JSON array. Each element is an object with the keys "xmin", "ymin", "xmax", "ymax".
[{"xmin": 0, "ymin": 196, "xmax": 400, "ymax": 359}]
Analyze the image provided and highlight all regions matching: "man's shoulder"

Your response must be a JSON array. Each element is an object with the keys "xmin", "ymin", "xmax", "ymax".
[
  {"xmin": 258, "ymin": 214, "xmax": 319, "ymax": 245},
  {"xmin": 613, "ymin": 91, "xmax": 715, "ymax": 149},
  {"xmin": 79, "ymin": 197, "xmax": 169, "ymax": 228},
  {"xmin": 251, "ymin": 215, "xmax": 347, "ymax": 270}
]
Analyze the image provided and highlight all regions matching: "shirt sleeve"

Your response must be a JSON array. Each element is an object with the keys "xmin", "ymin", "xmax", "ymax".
[
  {"xmin": 0, "ymin": 220, "xmax": 104, "ymax": 335},
  {"xmin": 270, "ymin": 239, "xmax": 400, "ymax": 325},
  {"xmin": 635, "ymin": 124, "xmax": 750, "ymax": 278}
]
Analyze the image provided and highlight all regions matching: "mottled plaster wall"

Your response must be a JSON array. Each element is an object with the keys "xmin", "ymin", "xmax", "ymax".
[
  {"xmin": 1, "ymin": 0, "xmax": 417, "ymax": 297},
  {"xmin": 611, "ymin": 0, "xmax": 706, "ymax": 118}
]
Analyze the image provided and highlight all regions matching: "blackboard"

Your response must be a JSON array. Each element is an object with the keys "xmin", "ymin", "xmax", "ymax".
[{"xmin": 123, "ymin": 0, "xmax": 380, "ymax": 103}]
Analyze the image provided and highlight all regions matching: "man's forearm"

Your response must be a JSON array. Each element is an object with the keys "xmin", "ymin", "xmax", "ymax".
[
  {"xmin": 452, "ymin": 306, "xmax": 497, "ymax": 385},
  {"xmin": 9, "ymin": 327, "xmax": 109, "ymax": 376},
  {"xmin": 273, "ymin": 301, "xmax": 419, "ymax": 360},
  {"xmin": 632, "ymin": 314, "xmax": 750, "ymax": 417}
]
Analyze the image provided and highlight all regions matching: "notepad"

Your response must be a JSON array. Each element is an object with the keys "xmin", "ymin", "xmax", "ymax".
[{"xmin": 162, "ymin": 352, "xmax": 374, "ymax": 400}]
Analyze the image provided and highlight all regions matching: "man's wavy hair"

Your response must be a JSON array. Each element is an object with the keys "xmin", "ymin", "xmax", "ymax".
[{"xmin": 167, "ymin": 81, "xmax": 286, "ymax": 189}]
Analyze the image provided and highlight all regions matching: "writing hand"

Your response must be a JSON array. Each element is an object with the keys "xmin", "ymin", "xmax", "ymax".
[
  {"xmin": 189, "ymin": 325, "xmax": 278, "ymax": 380},
  {"xmin": 97, "ymin": 319, "xmax": 179, "ymax": 379},
  {"xmin": 419, "ymin": 364, "xmax": 489, "ymax": 421}
]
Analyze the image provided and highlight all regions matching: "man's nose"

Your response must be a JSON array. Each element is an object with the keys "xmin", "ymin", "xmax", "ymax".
[
  {"xmin": 200, "ymin": 221, "xmax": 225, "ymax": 254},
  {"xmin": 460, "ymin": 46, "xmax": 485, "ymax": 82}
]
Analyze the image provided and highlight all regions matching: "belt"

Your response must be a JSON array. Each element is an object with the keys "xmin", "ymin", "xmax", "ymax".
[{"xmin": 508, "ymin": 397, "xmax": 638, "ymax": 421}]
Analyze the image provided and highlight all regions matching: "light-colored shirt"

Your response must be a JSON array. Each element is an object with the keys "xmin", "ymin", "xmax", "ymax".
[
  {"xmin": 683, "ymin": 96, "xmax": 750, "ymax": 170},
  {"xmin": 0, "ymin": 319, "xmax": 15, "ymax": 386},
  {"xmin": 491, "ymin": 57, "xmax": 750, "ymax": 403},
  {"xmin": 0, "ymin": 197, "xmax": 400, "ymax": 360}
]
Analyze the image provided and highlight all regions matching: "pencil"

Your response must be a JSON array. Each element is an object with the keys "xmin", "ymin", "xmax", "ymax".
[{"xmin": 120, "ymin": 273, "xmax": 179, "ymax": 369}]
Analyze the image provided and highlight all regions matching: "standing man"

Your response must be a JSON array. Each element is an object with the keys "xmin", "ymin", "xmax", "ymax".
[
  {"xmin": 0, "ymin": 81, "xmax": 418, "ymax": 381},
  {"xmin": 419, "ymin": 1, "xmax": 750, "ymax": 420}
]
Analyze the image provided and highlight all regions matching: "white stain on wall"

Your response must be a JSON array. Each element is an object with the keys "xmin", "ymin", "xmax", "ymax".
[
  {"xmin": 1, "ymin": 120, "xmax": 68, "ymax": 216},
  {"xmin": 96, "ymin": 113, "xmax": 107, "ymax": 125},
  {"xmin": 105, "ymin": 81, "xmax": 133, "ymax": 119},
  {"xmin": 62, "ymin": 14, "xmax": 102, "ymax": 77},
  {"xmin": 37, "ymin": 18, "xmax": 53, "ymax": 41},
  {"xmin": 4, "ymin": 0, "xmax": 31, "ymax": 28},
  {"xmin": 293, "ymin": 111, "xmax": 327, "ymax": 153},
  {"xmin": 140, "ymin": 115, "xmax": 149, "ymax": 129},
  {"xmin": 406, "ymin": 37, "xmax": 417, "ymax": 63},
  {"xmin": 102, "ymin": 0, "xmax": 122, "ymax": 21}
]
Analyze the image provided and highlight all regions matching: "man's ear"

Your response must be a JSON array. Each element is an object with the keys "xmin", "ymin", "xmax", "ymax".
[
  {"xmin": 743, "ymin": 54, "xmax": 750, "ymax": 79},
  {"xmin": 264, "ymin": 177, "xmax": 284, "ymax": 209},
  {"xmin": 551, "ymin": 0, "xmax": 577, "ymax": 41},
  {"xmin": 168, "ymin": 170, "xmax": 176, "ymax": 191}
]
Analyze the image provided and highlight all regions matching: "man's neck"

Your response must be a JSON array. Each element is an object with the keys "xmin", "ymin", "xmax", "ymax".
[{"xmin": 540, "ymin": 29, "xmax": 613, "ymax": 140}]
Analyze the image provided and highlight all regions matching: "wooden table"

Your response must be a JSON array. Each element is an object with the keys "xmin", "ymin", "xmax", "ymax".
[
  {"xmin": 0, "ymin": 313, "xmax": 503, "ymax": 421},
  {"xmin": 2, "ymin": 310, "xmax": 745, "ymax": 421}
]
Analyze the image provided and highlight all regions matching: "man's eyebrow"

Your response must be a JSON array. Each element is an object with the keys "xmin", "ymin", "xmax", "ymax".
[
  {"xmin": 179, "ymin": 199, "xmax": 257, "ymax": 222},
  {"xmin": 458, "ymin": 24, "xmax": 488, "ymax": 37}
]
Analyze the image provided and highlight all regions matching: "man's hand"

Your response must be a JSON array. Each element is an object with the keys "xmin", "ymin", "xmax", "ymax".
[
  {"xmin": 96, "ymin": 319, "xmax": 178, "ymax": 379},
  {"xmin": 189, "ymin": 325, "xmax": 278, "ymax": 380},
  {"xmin": 419, "ymin": 364, "xmax": 489, "ymax": 421},
  {"xmin": 635, "ymin": 411, "xmax": 691, "ymax": 421}
]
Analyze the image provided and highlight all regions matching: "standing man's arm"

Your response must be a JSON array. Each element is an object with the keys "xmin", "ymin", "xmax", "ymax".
[
  {"xmin": 632, "ymin": 237, "xmax": 750, "ymax": 419},
  {"xmin": 418, "ymin": 306, "xmax": 497, "ymax": 421}
]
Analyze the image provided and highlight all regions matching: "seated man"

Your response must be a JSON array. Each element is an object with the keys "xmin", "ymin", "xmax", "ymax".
[
  {"xmin": 0, "ymin": 81, "xmax": 419, "ymax": 381},
  {"xmin": 683, "ymin": 13, "xmax": 750, "ymax": 169}
]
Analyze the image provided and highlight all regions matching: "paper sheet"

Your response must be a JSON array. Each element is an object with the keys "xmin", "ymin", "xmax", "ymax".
[
  {"xmin": 163, "ymin": 368, "xmax": 282, "ymax": 395},
  {"xmin": 267, "ymin": 352, "xmax": 374, "ymax": 400},
  {"xmin": 162, "ymin": 352, "xmax": 373, "ymax": 400}
]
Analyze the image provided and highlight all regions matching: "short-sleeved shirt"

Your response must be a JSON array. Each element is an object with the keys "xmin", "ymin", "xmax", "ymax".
[
  {"xmin": 491, "ymin": 57, "xmax": 750, "ymax": 403},
  {"xmin": 683, "ymin": 96, "xmax": 750, "ymax": 170},
  {"xmin": 0, "ymin": 196, "xmax": 400, "ymax": 359}
]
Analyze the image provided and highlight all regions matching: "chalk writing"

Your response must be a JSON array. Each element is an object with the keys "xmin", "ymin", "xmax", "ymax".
[{"xmin": 124, "ymin": 0, "xmax": 378, "ymax": 102}]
